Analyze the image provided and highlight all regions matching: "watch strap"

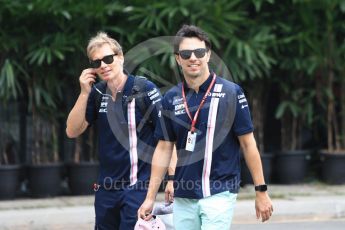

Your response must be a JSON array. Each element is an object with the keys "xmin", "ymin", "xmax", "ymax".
[
  {"xmin": 255, "ymin": 184, "xmax": 267, "ymax": 192},
  {"xmin": 167, "ymin": 175, "xmax": 174, "ymax": 181}
]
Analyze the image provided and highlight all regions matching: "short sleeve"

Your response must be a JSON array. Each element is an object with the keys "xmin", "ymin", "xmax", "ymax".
[
  {"xmin": 232, "ymin": 85, "xmax": 254, "ymax": 136},
  {"xmin": 142, "ymin": 80, "xmax": 163, "ymax": 129},
  {"xmin": 154, "ymin": 94, "xmax": 176, "ymax": 142},
  {"xmin": 85, "ymin": 89, "xmax": 97, "ymax": 125}
]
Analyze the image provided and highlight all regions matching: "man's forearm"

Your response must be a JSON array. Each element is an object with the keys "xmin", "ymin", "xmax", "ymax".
[
  {"xmin": 167, "ymin": 145, "xmax": 177, "ymax": 176},
  {"xmin": 243, "ymin": 146, "xmax": 265, "ymax": 185},
  {"xmin": 66, "ymin": 93, "xmax": 89, "ymax": 138},
  {"xmin": 239, "ymin": 133, "xmax": 265, "ymax": 185},
  {"xmin": 146, "ymin": 140, "xmax": 174, "ymax": 200}
]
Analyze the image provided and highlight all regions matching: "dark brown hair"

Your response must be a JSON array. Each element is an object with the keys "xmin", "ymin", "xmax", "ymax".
[{"xmin": 173, "ymin": 25, "xmax": 211, "ymax": 53}]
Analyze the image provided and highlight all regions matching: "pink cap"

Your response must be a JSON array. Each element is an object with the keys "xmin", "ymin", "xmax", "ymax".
[{"xmin": 134, "ymin": 216, "xmax": 166, "ymax": 230}]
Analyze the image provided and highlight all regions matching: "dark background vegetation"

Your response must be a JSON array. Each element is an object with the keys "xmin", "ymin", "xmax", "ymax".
[{"xmin": 0, "ymin": 0, "xmax": 344, "ymax": 166}]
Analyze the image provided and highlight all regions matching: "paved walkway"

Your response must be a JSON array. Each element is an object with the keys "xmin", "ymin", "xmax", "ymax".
[{"xmin": 0, "ymin": 183, "xmax": 345, "ymax": 229}]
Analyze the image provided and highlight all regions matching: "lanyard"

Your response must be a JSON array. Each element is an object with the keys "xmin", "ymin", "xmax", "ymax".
[{"xmin": 181, "ymin": 73, "xmax": 216, "ymax": 133}]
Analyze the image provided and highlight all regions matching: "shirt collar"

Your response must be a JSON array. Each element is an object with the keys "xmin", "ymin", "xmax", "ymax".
[
  {"xmin": 182, "ymin": 72, "xmax": 214, "ymax": 93},
  {"xmin": 122, "ymin": 74, "xmax": 134, "ymax": 96}
]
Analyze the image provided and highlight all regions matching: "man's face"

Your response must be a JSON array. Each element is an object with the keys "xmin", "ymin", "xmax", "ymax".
[
  {"xmin": 90, "ymin": 43, "xmax": 124, "ymax": 81},
  {"xmin": 175, "ymin": 37, "xmax": 211, "ymax": 79}
]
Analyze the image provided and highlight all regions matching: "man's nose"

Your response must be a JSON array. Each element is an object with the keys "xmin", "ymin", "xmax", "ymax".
[
  {"xmin": 100, "ymin": 60, "xmax": 107, "ymax": 67},
  {"xmin": 189, "ymin": 51, "xmax": 197, "ymax": 60}
]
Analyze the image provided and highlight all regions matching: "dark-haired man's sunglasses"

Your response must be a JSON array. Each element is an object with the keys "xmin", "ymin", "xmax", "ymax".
[
  {"xmin": 90, "ymin": 54, "xmax": 117, "ymax": 68},
  {"xmin": 177, "ymin": 48, "xmax": 208, "ymax": 60}
]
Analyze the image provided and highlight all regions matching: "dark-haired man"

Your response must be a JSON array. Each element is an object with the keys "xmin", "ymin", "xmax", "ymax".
[{"xmin": 138, "ymin": 25, "xmax": 273, "ymax": 229}]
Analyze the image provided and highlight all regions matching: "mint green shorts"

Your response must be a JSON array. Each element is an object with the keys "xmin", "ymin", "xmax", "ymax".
[{"xmin": 173, "ymin": 191, "xmax": 237, "ymax": 230}]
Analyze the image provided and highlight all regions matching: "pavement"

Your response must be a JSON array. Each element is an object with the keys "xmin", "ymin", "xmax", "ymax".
[{"xmin": 0, "ymin": 183, "xmax": 345, "ymax": 229}]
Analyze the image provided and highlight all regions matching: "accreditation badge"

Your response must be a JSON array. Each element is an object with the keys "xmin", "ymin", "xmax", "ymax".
[{"xmin": 185, "ymin": 131, "xmax": 197, "ymax": 152}]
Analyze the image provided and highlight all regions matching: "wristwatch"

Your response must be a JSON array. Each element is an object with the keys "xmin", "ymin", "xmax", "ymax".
[
  {"xmin": 255, "ymin": 184, "xmax": 267, "ymax": 192},
  {"xmin": 167, "ymin": 175, "xmax": 175, "ymax": 181}
]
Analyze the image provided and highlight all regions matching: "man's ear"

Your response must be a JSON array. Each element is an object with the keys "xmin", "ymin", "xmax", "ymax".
[
  {"xmin": 175, "ymin": 54, "xmax": 181, "ymax": 66},
  {"xmin": 206, "ymin": 50, "xmax": 211, "ymax": 63},
  {"xmin": 118, "ymin": 54, "xmax": 125, "ymax": 66}
]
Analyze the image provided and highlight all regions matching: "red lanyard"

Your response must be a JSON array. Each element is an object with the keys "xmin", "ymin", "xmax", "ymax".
[{"xmin": 181, "ymin": 73, "xmax": 216, "ymax": 133}]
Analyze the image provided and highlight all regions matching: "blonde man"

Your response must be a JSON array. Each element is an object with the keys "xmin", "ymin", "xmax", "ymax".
[{"xmin": 66, "ymin": 32, "xmax": 162, "ymax": 229}]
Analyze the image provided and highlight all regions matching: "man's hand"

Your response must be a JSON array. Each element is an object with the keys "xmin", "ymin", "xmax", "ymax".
[
  {"xmin": 79, "ymin": 68, "xmax": 97, "ymax": 95},
  {"xmin": 138, "ymin": 198, "xmax": 155, "ymax": 221},
  {"xmin": 255, "ymin": 192, "xmax": 273, "ymax": 222},
  {"xmin": 164, "ymin": 180, "xmax": 174, "ymax": 203}
]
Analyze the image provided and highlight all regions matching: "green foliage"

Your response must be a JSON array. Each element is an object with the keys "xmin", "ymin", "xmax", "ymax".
[
  {"xmin": 0, "ymin": 60, "xmax": 20, "ymax": 100},
  {"xmin": 123, "ymin": 0, "xmax": 278, "ymax": 84},
  {"xmin": 0, "ymin": 0, "xmax": 344, "ymax": 158},
  {"xmin": 271, "ymin": 0, "xmax": 345, "ymax": 151}
]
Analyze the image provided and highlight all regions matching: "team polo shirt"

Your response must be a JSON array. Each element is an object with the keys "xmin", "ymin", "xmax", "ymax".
[
  {"xmin": 85, "ymin": 75, "xmax": 162, "ymax": 189},
  {"xmin": 155, "ymin": 73, "xmax": 254, "ymax": 199}
]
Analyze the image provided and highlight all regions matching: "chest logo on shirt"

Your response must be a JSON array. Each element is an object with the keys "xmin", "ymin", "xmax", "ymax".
[
  {"xmin": 174, "ymin": 101, "xmax": 186, "ymax": 115},
  {"xmin": 99, "ymin": 96, "xmax": 109, "ymax": 113},
  {"xmin": 172, "ymin": 96, "xmax": 185, "ymax": 115},
  {"xmin": 173, "ymin": 84, "xmax": 226, "ymax": 116},
  {"xmin": 173, "ymin": 97, "xmax": 184, "ymax": 105},
  {"xmin": 214, "ymin": 84, "xmax": 223, "ymax": 92},
  {"xmin": 208, "ymin": 84, "xmax": 226, "ymax": 98}
]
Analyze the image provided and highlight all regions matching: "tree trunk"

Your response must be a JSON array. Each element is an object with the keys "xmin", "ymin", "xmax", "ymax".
[
  {"xmin": 249, "ymin": 81, "xmax": 267, "ymax": 153},
  {"xmin": 327, "ymin": 71, "xmax": 334, "ymax": 152},
  {"xmin": 291, "ymin": 116, "xmax": 297, "ymax": 150},
  {"xmin": 74, "ymin": 136, "xmax": 82, "ymax": 163},
  {"xmin": 341, "ymin": 77, "xmax": 345, "ymax": 149},
  {"xmin": 296, "ymin": 119, "xmax": 302, "ymax": 150},
  {"xmin": 89, "ymin": 127, "xmax": 96, "ymax": 161},
  {"xmin": 281, "ymin": 113, "xmax": 292, "ymax": 151},
  {"xmin": 52, "ymin": 123, "xmax": 59, "ymax": 163}
]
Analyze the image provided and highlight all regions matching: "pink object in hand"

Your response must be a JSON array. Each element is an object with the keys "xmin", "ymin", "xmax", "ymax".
[{"xmin": 134, "ymin": 216, "xmax": 166, "ymax": 230}]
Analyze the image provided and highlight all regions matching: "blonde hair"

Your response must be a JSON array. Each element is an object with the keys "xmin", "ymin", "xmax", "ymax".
[{"xmin": 86, "ymin": 31, "xmax": 123, "ymax": 58}]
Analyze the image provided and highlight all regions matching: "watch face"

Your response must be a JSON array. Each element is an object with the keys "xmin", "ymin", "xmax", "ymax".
[{"xmin": 255, "ymin": 184, "xmax": 267, "ymax": 191}]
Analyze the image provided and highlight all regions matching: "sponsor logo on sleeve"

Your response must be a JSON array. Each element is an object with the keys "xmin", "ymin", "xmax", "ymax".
[
  {"xmin": 237, "ymin": 94, "xmax": 249, "ymax": 109},
  {"xmin": 148, "ymin": 88, "xmax": 160, "ymax": 101}
]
